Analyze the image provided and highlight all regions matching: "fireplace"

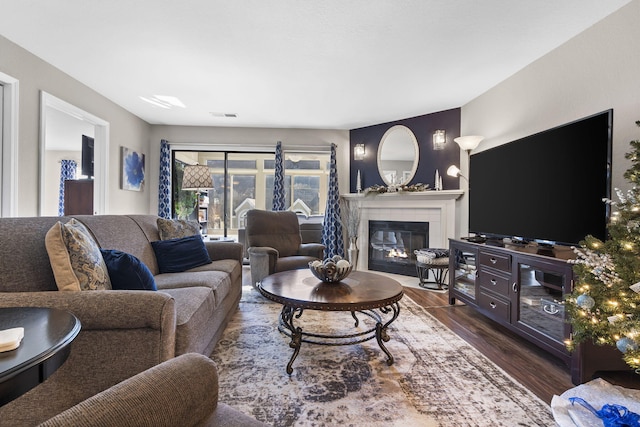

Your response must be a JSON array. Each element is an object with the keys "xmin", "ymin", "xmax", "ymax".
[{"xmin": 368, "ymin": 220, "xmax": 429, "ymax": 277}]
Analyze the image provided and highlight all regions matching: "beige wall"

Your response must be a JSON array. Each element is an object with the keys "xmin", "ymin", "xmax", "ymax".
[
  {"xmin": 0, "ymin": 35, "xmax": 151, "ymax": 216},
  {"xmin": 457, "ymin": 0, "xmax": 640, "ymax": 237},
  {"xmin": 147, "ymin": 126, "xmax": 349, "ymax": 214}
]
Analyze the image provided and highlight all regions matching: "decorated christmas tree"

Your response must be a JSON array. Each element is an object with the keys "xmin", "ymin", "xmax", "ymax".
[{"xmin": 566, "ymin": 120, "xmax": 640, "ymax": 372}]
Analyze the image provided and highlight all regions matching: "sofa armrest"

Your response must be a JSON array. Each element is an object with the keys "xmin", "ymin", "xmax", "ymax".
[
  {"xmin": 39, "ymin": 353, "xmax": 219, "ymax": 427},
  {"xmin": 0, "ymin": 290, "xmax": 178, "ymax": 424},
  {"xmin": 204, "ymin": 241, "xmax": 243, "ymax": 264},
  {"xmin": 0, "ymin": 290, "xmax": 175, "ymax": 332},
  {"xmin": 298, "ymin": 243, "xmax": 325, "ymax": 259}
]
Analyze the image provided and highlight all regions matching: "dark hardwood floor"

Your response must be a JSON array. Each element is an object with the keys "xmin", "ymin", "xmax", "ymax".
[{"xmin": 403, "ymin": 286, "xmax": 640, "ymax": 404}]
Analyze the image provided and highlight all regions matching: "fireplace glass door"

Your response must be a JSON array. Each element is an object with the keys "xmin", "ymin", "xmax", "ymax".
[{"xmin": 368, "ymin": 221, "xmax": 428, "ymax": 276}]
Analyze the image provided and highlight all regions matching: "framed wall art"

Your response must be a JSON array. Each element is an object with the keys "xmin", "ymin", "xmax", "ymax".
[{"xmin": 121, "ymin": 147, "xmax": 145, "ymax": 191}]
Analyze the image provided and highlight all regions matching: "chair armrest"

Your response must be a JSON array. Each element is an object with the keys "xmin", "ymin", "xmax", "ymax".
[
  {"xmin": 247, "ymin": 246, "xmax": 279, "ymax": 286},
  {"xmin": 39, "ymin": 353, "xmax": 218, "ymax": 427},
  {"xmin": 298, "ymin": 243, "xmax": 325, "ymax": 259},
  {"xmin": 204, "ymin": 241, "xmax": 243, "ymax": 264}
]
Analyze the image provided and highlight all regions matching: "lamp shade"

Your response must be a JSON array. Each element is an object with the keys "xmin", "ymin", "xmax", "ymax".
[
  {"xmin": 182, "ymin": 164, "xmax": 213, "ymax": 190},
  {"xmin": 446, "ymin": 165, "xmax": 461, "ymax": 177},
  {"xmin": 454, "ymin": 135, "xmax": 484, "ymax": 151}
]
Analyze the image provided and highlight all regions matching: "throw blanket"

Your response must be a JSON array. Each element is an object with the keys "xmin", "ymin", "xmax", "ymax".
[{"xmin": 419, "ymin": 249, "xmax": 449, "ymax": 259}]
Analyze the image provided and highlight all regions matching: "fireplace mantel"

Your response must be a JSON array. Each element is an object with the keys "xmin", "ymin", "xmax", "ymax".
[{"xmin": 343, "ymin": 190, "xmax": 464, "ymax": 270}]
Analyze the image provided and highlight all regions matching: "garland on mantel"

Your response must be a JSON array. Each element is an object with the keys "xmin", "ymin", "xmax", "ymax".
[{"xmin": 363, "ymin": 183, "xmax": 430, "ymax": 195}]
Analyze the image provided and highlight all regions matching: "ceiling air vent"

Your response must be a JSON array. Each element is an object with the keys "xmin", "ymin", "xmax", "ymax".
[{"xmin": 210, "ymin": 112, "xmax": 238, "ymax": 118}]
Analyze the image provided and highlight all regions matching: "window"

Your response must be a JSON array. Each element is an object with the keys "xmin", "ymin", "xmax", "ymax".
[{"xmin": 172, "ymin": 150, "xmax": 329, "ymax": 239}]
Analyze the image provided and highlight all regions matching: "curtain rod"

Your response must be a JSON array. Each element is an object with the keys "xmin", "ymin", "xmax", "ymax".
[{"xmin": 168, "ymin": 142, "xmax": 333, "ymax": 152}]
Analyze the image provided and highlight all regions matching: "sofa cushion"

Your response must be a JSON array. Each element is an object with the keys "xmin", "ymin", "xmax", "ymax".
[
  {"xmin": 151, "ymin": 235, "xmax": 212, "ymax": 273},
  {"xmin": 157, "ymin": 218, "xmax": 200, "ymax": 240},
  {"xmin": 155, "ymin": 270, "xmax": 231, "ymax": 308},
  {"xmin": 45, "ymin": 219, "xmax": 112, "ymax": 291},
  {"xmin": 100, "ymin": 249, "xmax": 157, "ymax": 291},
  {"xmin": 160, "ymin": 286, "xmax": 216, "ymax": 355}
]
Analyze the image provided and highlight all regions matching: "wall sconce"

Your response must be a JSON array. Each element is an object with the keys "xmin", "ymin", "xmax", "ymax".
[
  {"xmin": 432, "ymin": 130, "xmax": 446, "ymax": 150},
  {"xmin": 354, "ymin": 143, "xmax": 365, "ymax": 161}
]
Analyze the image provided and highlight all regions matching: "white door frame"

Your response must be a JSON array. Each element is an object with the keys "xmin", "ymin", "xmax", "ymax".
[
  {"xmin": 40, "ymin": 91, "xmax": 110, "ymax": 215},
  {"xmin": 0, "ymin": 71, "xmax": 19, "ymax": 217}
]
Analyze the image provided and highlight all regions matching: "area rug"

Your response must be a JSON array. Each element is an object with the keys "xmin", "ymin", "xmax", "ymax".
[{"xmin": 211, "ymin": 286, "xmax": 555, "ymax": 427}]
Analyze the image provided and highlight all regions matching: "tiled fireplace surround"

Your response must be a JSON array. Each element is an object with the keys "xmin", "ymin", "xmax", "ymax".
[{"xmin": 343, "ymin": 190, "xmax": 464, "ymax": 272}]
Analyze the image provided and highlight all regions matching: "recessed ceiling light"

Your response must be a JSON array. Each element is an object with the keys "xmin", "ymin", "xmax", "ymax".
[
  {"xmin": 139, "ymin": 96, "xmax": 170, "ymax": 109},
  {"xmin": 154, "ymin": 95, "xmax": 186, "ymax": 108},
  {"xmin": 139, "ymin": 95, "xmax": 186, "ymax": 109}
]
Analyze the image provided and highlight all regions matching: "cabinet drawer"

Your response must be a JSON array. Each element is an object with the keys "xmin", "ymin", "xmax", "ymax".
[
  {"xmin": 479, "ymin": 250, "xmax": 511, "ymax": 272},
  {"xmin": 478, "ymin": 291, "xmax": 510, "ymax": 323},
  {"xmin": 478, "ymin": 270, "xmax": 510, "ymax": 295}
]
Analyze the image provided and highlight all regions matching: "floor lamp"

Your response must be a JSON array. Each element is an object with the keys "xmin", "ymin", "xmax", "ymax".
[
  {"xmin": 182, "ymin": 164, "xmax": 214, "ymax": 233},
  {"xmin": 447, "ymin": 135, "xmax": 484, "ymax": 183}
]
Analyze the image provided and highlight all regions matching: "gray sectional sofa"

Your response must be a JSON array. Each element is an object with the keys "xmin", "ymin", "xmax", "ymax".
[{"xmin": 0, "ymin": 214, "xmax": 249, "ymax": 426}]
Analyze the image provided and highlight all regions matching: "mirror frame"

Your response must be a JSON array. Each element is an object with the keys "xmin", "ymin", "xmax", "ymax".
[
  {"xmin": 377, "ymin": 124, "xmax": 419, "ymax": 186},
  {"xmin": 39, "ymin": 91, "xmax": 110, "ymax": 216}
]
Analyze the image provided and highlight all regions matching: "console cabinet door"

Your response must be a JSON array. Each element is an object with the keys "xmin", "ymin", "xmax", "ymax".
[
  {"xmin": 449, "ymin": 242, "xmax": 478, "ymax": 305},
  {"xmin": 512, "ymin": 256, "xmax": 572, "ymax": 356}
]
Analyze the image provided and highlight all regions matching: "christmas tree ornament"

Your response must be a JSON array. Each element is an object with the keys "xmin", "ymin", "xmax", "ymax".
[
  {"xmin": 576, "ymin": 294, "xmax": 596, "ymax": 309},
  {"xmin": 616, "ymin": 337, "xmax": 639, "ymax": 353}
]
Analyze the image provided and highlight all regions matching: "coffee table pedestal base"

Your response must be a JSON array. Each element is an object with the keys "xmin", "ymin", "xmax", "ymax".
[{"xmin": 279, "ymin": 303, "xmax": 401, "ymax": 374}]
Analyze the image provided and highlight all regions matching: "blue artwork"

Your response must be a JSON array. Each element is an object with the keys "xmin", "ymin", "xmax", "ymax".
[{"xmin": 122, "ymin": 147, "xmax": 145, "ymax": 191}]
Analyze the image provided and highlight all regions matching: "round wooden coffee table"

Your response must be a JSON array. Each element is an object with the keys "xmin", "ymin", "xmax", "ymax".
[{"xmin": 259, "ymin": 269, "xmax": 403, "ymax": 374}]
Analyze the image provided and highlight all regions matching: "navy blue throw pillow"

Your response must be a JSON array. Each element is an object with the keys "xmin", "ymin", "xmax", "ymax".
[
  {"xmin": 150, "ymin": 234, "xmax": 212, "ymax": 274},
  {"xmin": 100, "ymin": 249, "xmax": 157, "ymax": 291}
]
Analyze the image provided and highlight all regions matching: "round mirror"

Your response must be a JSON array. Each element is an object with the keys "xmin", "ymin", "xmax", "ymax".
[{"xmin": 377, "ymin": 125, "xmax": 419, "ymax": 186}]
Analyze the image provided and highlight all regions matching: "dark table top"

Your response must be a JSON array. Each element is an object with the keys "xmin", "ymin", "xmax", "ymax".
[
  {"xmin": 259, "ymin": 269, "xmax": 403, "ymax": 311},
  {"xmin": 0, "ymin": 307, "xmax": 81, "ymax": 404}
]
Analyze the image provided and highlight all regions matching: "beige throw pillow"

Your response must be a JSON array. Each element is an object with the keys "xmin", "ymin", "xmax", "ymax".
[
  {"xmin": 45, "ymin": 218, "xmax": 112, "ymax": 291},
  {"xmin": 157, "ymin": 218, "xmax": 200, "ymax": 240}
]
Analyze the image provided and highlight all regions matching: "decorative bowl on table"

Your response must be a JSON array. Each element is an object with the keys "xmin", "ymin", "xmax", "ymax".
[{"xmin": 309, "ymin": 256, "xmax": 353, "ymax": 283}]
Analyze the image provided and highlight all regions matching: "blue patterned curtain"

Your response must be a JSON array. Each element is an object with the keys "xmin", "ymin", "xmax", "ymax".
[
  {"xmin": 158, "ymin": 140, "xmax": 172, "ymax": 218},
  {"xmin": 58, "ymin": 160, "xmax": 77, "ymax": 216},
  {"xmin": 272, "ymin": 141, "xmax": 286, "ymax": 211},
  {"xmin": 321, "ymin": 144, "xmax": 344, "ymax": 258}
]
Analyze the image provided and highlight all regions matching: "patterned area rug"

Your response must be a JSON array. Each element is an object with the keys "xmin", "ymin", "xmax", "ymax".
[{"xmin": 211, "ymin": 286, "xmax": 555, "ymax": 427}]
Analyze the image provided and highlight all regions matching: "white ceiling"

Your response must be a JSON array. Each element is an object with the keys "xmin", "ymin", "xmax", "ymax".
[{"xmin": 0, "ymin": 1, "xmax": 632, "ymax": 129}]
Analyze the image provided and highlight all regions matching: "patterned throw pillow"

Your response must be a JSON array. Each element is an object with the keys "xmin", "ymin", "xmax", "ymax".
[
  {"xmin": 157, "ymin": 218, "xmax": 200, "ymax": 240},
  {"xmin": 45, "ymin": 218, "xmax": 112, "ymax": 291}
]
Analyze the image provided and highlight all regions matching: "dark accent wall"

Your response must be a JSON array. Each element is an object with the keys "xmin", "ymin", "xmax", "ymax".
[{"xmin": 349, "ymin": 108, "xmax": 461, "ymax": 192}]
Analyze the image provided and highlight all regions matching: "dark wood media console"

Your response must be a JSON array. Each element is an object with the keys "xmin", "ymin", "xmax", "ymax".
[{"xmin": 448, "ymin": 238, "xmax": 632, "ymax": 385}]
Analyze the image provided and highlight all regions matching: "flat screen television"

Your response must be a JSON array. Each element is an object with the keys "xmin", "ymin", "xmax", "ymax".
[
  {"xmin": 469, "ymin": 110, "xmax": 612, "ymax": 246},
  {"xmin": 81, "ymin": 135, "xmax": 94, "ymax": 178}
]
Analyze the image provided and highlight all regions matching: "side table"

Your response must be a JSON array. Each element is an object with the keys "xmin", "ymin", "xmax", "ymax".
[
  {"xmin": 416, "ymin": 258, "xmax": 449, "ymax": 290},
  {"xmin": 0, "ymin": 307, "xmax": 81, "ymax": 406}
]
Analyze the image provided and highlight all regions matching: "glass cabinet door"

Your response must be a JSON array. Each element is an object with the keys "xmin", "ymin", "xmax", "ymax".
[
  {"xmin": 515, "ymin": 262, "xmax": 569, "ymax": 343},
  {"xmin": 451, "ymin": 246, "xmax": 477, "ymax": 301}
]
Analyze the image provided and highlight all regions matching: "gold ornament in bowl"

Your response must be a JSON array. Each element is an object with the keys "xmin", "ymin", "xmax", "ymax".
[{"xmin": 309, "ymin": 255, "xmax": 352, "ymax": 283}]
